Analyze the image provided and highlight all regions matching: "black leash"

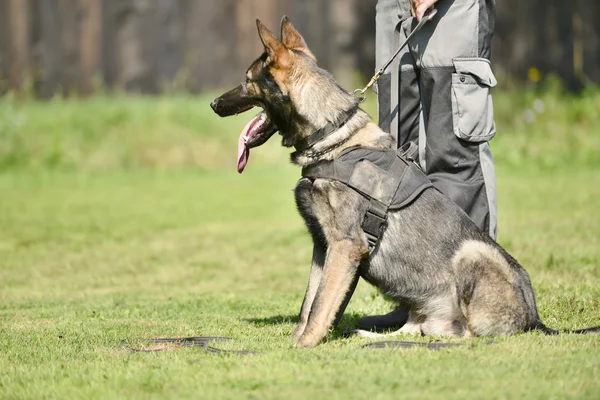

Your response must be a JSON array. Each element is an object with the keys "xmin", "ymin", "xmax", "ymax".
[
  {"xmin": 363, "ymin": 340, "xmax": 496, "ymax": 350},
  {"xmin": 120, "ymin": 336, "xmax": 488, "ymax": 354},
  {"xmin": 363, "ymin": 340, "xmax": 463, "ymax": 350},
  {"xmin": 121, "ymin": 336, "xmax": 258, "ymax": 355},
  {"xmin": 353, "ymin": 11, "xmax": 433, "ymax": 103}
]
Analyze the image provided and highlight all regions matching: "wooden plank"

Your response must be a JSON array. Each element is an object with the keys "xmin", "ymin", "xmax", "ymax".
[
  {"xmin": 185, "ymin": 0, "xmax": 237, "ymax": 91},
  {"xmin": 0, "ymin": 0, "xmax": 9, "ymax": 92},
  {"xmin": 306, "ymin": 0, "xmax": 330, "ymax": 69},
  {"xmin": 290, "ymin": 0, "xmax": 309, "ymax": 44},
  {"xmin": 39, "ymin": 0, "xmax": 61, "ymax": 97},
  {"xmin": 111, "ymin": 0, "xmax": 147, "ymax": 91},
  {"xmin": 182, "ymin": 0, "xmax": 206, "ymax": 92},
  {"xmin": 329, "ymin": 0, "xmax": 361, "ymax": 87},
  {"xmin": 101, "ymin": 0, "xmax": 117, "ymax": 88},
  {"xmin": 353, "ymin": 0, "xmax": 377, "ymax": 82},
  {"xmin": 580, "ymin": 0, "xmax": 599, "ymax": 82},
  {"xmin": 8, "ymin": 0, "xmax": 29, "ymax": 93},
  {"xmin": 80, "ymin": 0, "xmax": 102, "ymax": 95},
  {"xmin": 235, "ymin": 0, "xmax": 261, "ymax": 67},
  {"xmin": 101, "ymin": 0, "xmax": 159, "ymax": 93},
  {"xmin": 137, "ymin": 0, "xmax": 159, "ymax": 93},
  {"xmin": 57, "ymin": 0, "xmax": 82, "ymax": 93},
  {"xmin": 28, "ymin": 0, "xmax": 43, "ymax": 95},
  {"xmin": 155, "ymin": 0, "xmax": 184, "ymax": 89},
  {"xmin": 234, "ymin": 0, "xmax": 280, "ymax": 68},
  {"xmin": 555, "ymin": 0, "xmax": 577, "ymax": 90}
]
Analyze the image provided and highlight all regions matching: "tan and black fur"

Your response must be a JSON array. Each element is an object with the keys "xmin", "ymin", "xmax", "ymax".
[{"xmin": 210, "ymin": 17, "xmax": 598, "ymax": 348}]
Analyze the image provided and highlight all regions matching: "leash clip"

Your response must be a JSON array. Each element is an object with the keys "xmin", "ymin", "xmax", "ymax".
[
  {"xmin": 353, "ymin": 88, "xmax": 366, "ymax": 103},
  {"xmin": 352, "ymin": 10, "xmax": 433, "ymax": 101},
  {"xmin": 353, "ymin": 70, "xmax": 382, "ymax": 103}
]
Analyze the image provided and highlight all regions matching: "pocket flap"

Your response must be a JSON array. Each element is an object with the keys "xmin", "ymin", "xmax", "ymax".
[{"xmin": 453, "ymin": 58, "xmax": 497, "ymax": 87}]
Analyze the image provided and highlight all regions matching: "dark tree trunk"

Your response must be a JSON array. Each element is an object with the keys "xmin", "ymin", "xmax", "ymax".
[
  {"xmin": 80, "ymin": 0, "xmax": 102, "ymax": 95},
  {"xmin": 8, "ymin": 0, "xmax": 30, "ymax": 93}
]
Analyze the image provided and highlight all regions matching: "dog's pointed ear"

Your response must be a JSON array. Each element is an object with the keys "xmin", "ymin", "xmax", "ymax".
[
  {"xmin": 280, "ymin": 16, "xmax": 316, "ymax": 62},
  {"xmin": 256, "ymin": 19, "xmax": 288, "ymax": 66}
]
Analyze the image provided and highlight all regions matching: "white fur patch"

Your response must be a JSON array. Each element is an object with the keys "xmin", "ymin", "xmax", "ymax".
[{"xmin": 452, "ymin": 240, "xmax": 514, "ymax": 284}]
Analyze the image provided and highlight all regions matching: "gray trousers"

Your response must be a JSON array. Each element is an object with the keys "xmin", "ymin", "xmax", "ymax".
[{"xmin": 376, "ymin": 0, "xmax": 498, "ymax": 239}]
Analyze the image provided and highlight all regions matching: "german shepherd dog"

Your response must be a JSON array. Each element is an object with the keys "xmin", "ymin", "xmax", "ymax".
[{"xmin": 210, "ymin": 17, "xmax": 598, "ymax": 348}]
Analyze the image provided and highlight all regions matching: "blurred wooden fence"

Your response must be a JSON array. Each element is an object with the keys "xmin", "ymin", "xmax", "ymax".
[{"xmin": 1, "ymin": 0, "xmax": 599, "ymax": 96}]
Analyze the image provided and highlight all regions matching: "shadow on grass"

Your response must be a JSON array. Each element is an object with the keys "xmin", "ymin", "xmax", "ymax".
[
  {"xmin": 244, "ymin": 313, "xmax": 363, "ymax": 339},
  {"xmin": 244, "ymin": 314, "xmax": 299, "ymax": 326},
  {"xmin": 330, "ymin": 313, "xmax": 365, "ymax": 339}
]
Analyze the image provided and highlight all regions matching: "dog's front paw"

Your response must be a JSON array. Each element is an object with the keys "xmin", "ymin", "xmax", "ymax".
[
  {"xmin": 295, "ymin": 336, "xmax": 319, "ymax": 348},
  {"xmin": 291, "ymin": 322, "xmax": 306, "ymax": 339},
  {"xmin": 295, "ymin": 329, "xmax": 325, "ymax": 348}
]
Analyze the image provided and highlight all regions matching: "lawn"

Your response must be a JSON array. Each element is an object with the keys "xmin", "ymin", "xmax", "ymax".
[{"xmin": 0, "ymin": 90, "xmax": 599, "ymax": 399}]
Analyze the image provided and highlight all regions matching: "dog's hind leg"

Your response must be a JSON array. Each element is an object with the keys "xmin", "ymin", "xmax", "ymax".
[
  {"xmin": 418, "ymin": 295, "xmax": 469, "ymax": 337},
  {"xmin": 420, "ymin": 318, "xmax": 467, "ymax": 337},
  {"xmin": 453, "ymin": 240, "xmax": 533, "ymax": 336},
  {"xmin": 354, "ymin": 307, "xmax": 409, "ymax": 332},
  {"xmin": 352, "ymin": 296, "xmax": 468, "ymax": 339},
  {"xmin": 292, "ymin": 243, "xmax": 326, "ymax": 338},
  {"xmin": 354, "ymin": 316, "xmax": 468, "ymax": 339},
  {"xmin": 351, "ymin": 311, "xmax": 425, "ymax": 338},
  {"xmin": 296, "ymin": 239, "xmax": 365, "ymax": 348}
]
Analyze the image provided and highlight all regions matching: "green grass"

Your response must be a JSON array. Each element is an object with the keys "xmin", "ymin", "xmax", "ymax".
[{"xmin": 0, "ymin": 90, "xmax": 599, "ymax": 399}]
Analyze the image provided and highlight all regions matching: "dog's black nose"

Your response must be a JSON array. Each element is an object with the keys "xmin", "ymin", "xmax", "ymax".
[{"xmin": 210, "ymin": 99, "xmax": 218, "ymax": 112}]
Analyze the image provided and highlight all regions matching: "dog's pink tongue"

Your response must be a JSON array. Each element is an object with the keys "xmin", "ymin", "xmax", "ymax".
[
  {"xmin": 237, "ymin": 114, "xmax": 262, "ymax": 173},
  {"xmin": 237, "ymin": 132, "xmax": 250, "ymax": 173}
]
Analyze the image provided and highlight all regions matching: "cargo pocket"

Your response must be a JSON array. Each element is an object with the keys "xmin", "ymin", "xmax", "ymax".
[{"xmin": 451, "ymin": 58, "xmax": 497, "ymax": 142}]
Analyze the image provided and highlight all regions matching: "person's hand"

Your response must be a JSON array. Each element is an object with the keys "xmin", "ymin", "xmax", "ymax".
[{"xmin": 410, "ymin": 0, "xmax": 438, "ymax": 22}]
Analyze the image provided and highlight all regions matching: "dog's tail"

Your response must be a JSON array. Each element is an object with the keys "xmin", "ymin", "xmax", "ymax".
[
  {"xmin": 565, "ymin": 326, "xmax": 600, "ymax": 334},
  {"xmin": 533, "ymin": 322, "xmax": 600, "ymax": 335}
]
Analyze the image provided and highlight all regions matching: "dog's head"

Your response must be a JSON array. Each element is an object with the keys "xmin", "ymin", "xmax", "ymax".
[{"xmin": 211, "ymin": 17, "xmax": 355, "ymax": 172}]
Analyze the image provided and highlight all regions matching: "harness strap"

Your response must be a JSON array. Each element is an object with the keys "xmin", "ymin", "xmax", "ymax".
[
  {"xmin": 303, "ymin": 156, "xmax": 399, "ymax": 251},
  {"xmin": 301, "ymin": 159, "xmax": 354, "ymax": 182}
]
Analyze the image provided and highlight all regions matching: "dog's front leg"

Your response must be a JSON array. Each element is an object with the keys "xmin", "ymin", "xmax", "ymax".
[
  {"xmin": 292, "ymin": 242, "xmax": 325, "ymax": 338},
  {"xmin": 296, "ymin": 239, "xmax": 364, "ymax": 348}
]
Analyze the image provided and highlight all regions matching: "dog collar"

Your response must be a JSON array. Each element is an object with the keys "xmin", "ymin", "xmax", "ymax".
[{"xmin": 293, "ymin": 103, "xmax": 360, "ymax": 152}]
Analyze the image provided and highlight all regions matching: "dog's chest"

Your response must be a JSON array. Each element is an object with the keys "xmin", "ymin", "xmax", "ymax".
[
  {"xmin": 294, "ymin": 178, "xmax": 366, "ymax": 243},
  {"xmin": 300, "ymin": 147, "xmax": 433, "ymax": 251}
]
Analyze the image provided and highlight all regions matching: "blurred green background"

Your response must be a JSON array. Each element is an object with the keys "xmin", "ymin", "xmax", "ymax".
[{"xmin": 1, "ymin": 81, "xmax": 599, "ymax": 171}]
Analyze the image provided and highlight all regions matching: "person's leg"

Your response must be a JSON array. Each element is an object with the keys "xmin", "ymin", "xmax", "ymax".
[
  {"xmin": 406, "ymin": 0, "xmax": 498, "ymax": 239},
  {"xmin": 376, "ymin": 0, "xmax": 420, "ymax": 150},
  {"xmin": 356, "ymin": 0, "xmax": 498, "ymax": 333},
  {"xmin": 356, "ymin": 0, "xmax": 417, "ymax": 333}
]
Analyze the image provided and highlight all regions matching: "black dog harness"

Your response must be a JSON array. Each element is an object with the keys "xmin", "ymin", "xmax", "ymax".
[{"xmin": 301, "ymin": 143, "xmax": 433, "ymax": 250}]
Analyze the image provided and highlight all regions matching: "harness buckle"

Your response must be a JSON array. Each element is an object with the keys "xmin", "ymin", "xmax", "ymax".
[
  {"xmin": 362, "ymin": 202, "xmax": 388, "ymax": 249},
  {"xmin": 364, "ymin": 232, "xmax": 380, "ymax": 248}
]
